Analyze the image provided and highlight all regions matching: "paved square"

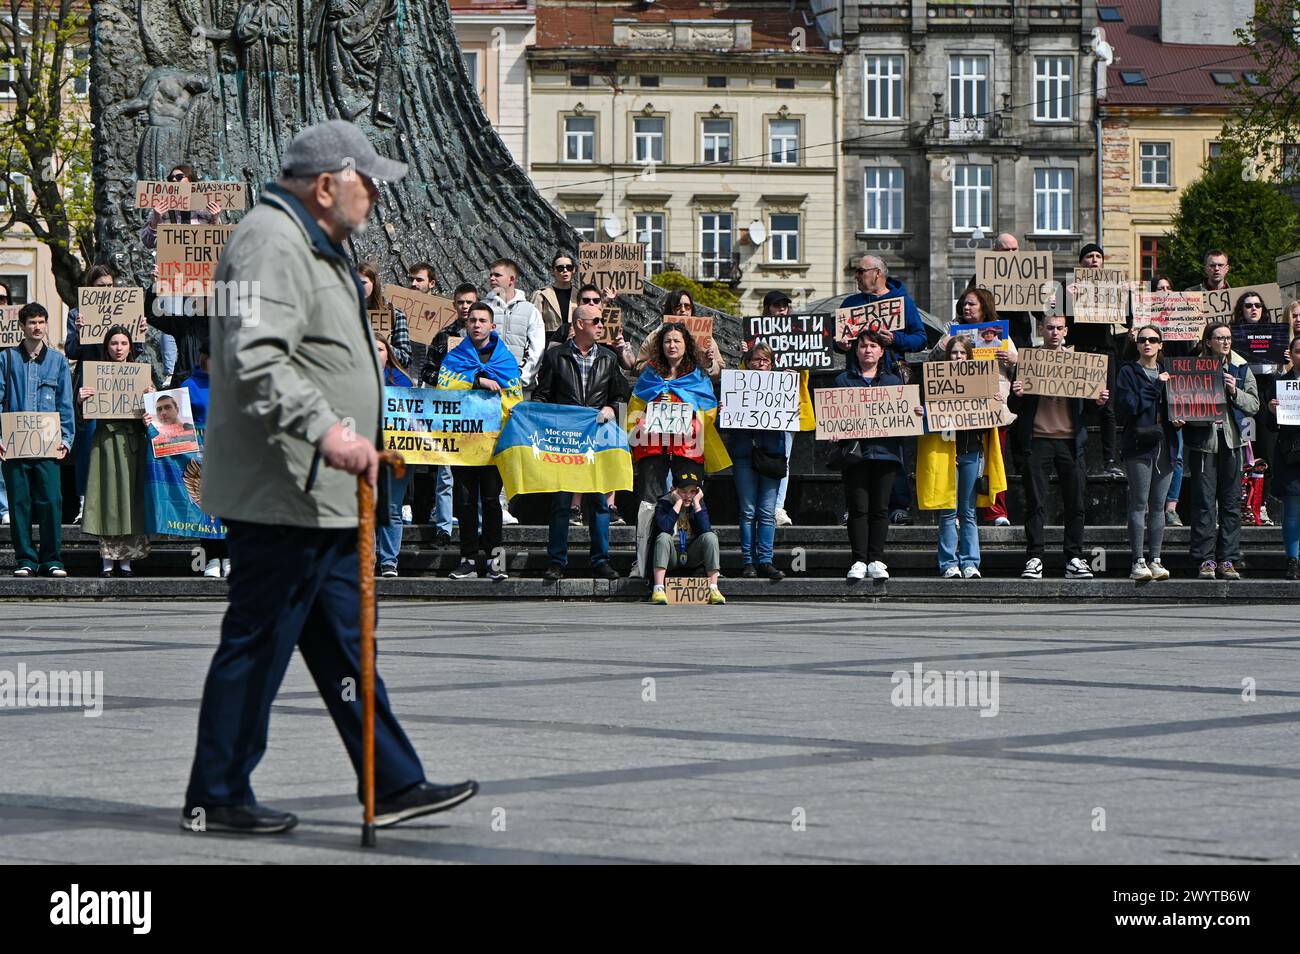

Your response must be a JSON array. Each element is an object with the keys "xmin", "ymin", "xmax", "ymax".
[{"xmin": 1, "ymin": 600, "xmax": 1297, "ymax": 864}]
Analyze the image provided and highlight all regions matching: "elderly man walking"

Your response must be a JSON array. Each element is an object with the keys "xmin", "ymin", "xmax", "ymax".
[{"xmin": 183, "ymin": 120, "xmax": 477, "ymax": 834}]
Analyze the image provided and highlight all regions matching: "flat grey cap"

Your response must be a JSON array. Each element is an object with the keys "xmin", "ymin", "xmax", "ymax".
[{"xmin": 280, "ymin": 119, "xmax": 408, "ymax": 183}]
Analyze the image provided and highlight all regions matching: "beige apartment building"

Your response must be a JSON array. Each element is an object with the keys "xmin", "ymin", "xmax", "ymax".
[{"xmin": 526, "ymin": 1, "xmax": 841, "ymax": 313}]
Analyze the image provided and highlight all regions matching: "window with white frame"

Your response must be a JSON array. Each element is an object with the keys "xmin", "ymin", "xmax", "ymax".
[
  {"xmin": 701, "ymin": 119, "xmax": 732, "ymax": 163},
  {"xmin": 769, "ymin": 119, "xmax": 799, "ymax": 165},
  {"xmin": 700, "ymin": 213, "xmax": 733, "ymax": 279},
  {"xmin": 1139, "ymin": 142, "xmax": 1171, "ymax": 186},
  {"xmin": 565, "ymin": 211, "xmax": 597, "ymax": 242},
  {"xmin": 769, "ymin": 214, "xmax": 800, "ymax": 263},
  {"xmin": 948, "ymin": 55, "xmax": 988, "ymax": 118},
  {"xmin": 461, "ymin": 50, "xmax": 480, "ymax": 93},
  {"xmin": 863, "ymin": 54, "xmax": 904, "ymax": 120},
  {"xmin": 635, "ymin": 212, "xmax": 665, "ymax": 276},
  {"xmin": 952, "ymin": 164, "xmax": 992, "ymax": 232},
  {"xmin": 564, "ymin": 116, "xmax": 595, "ymax": 162},
  {"xmin": 0, "ymin": 63, "xmax": 16, "ymax": 99},
  {"xmin": 863, "ymin": 167, "xmax": 904, "ymax": 233},
  {"xmin": 70, "ymin": 48, "xmax": 90, "ymax": 97},
  {"xmin": 1033, "ymin": 56, "xmax": 1073, "ymax": 121},
  {"xmin": 0, "ymin": 173, "xmax": 28, "ymax": 210},
  {"xmin": 634, "ymin": 117, "xmax": 664, "ymax": 163},
  {"xmin": 1033, "ymin": 168, "xmax": 1074, "ymax": 234}
]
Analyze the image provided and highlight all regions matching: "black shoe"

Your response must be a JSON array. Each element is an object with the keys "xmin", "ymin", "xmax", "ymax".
[
  {"xmin": 757, "ymin": 562, "xmax": 785, "ymax": 581},
  {"xmin": 374, "ymin": 780, "xmax": 479, "ymax": 829},
  {"xmin": 609, "ymin": 505, "xmax": 626, "ymax": 526},
  {"xmin": 740, "ymin": 564, "xmax": 757, "ymax": 578},
  {"xmin": 116, "ymin": 569, "xmax": 133, "ymax": 578},
  {"xmin": 449, "ymin": 561, "xmax": 477, "ymax": 580},
  {"xmin": 179, "ymin": 802, "xmax": 298, "ymax": 834},
  {"xmin": 889, "ymin": 509, "xmax": 913, "ymax": 526},
  {"xmin": 568, "ymin": 506, "xmax": 583, "ymax": 526},
  {"xmin": 433, "ymin": 530, "xmax": 452, "ymax": 546},
  {"xmin": 100, "ymin": 569, "xmax": 113, "ymax": 578},
  {"xmin": 592, "ymin": 563, "xmax": 619, "ymax": 580},
  {"xmin": 543, "ymin": 565, "xmax": 564, "ymax": 583},
  {"xmin": 1102, "ymin": 460, "xmax": 1125, "ymax": 479},
  {"xmin": 1287, "ymin": 558, "xmax": 1300, "ymax": 581}
]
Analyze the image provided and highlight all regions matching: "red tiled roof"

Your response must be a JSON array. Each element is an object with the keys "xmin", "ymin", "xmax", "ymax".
[
  {"xmin": 534, "ymin": 0, "xmax": 827, "ymax": 52},
  {"xmin": 1102, "ymin": 0, "xmax": 1260, "ymax": 108}
]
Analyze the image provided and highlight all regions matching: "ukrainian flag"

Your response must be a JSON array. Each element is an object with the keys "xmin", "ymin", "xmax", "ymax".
[
  {"xmin": 437, "ymin": 331, "xmax": 524, "ymax": 417},
  {"xmin": 491, "ymin": 402, "xmax": 633, "ymax": 498},
  {"xmin": 628, "ymin": 366, "xmax": 733, "ymax": 472}
]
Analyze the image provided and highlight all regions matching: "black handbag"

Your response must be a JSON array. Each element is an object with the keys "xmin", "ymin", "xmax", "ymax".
[
  {"xmin": 750, "ymin": 442, "xmax": 788, "ymax": 480},
  {"xmin": 826, "ymin": 440, "xmax": 864, "ymax": 471},
  {"xmin": 1132, "ymin": 425, "xmax": 1163, "ymax": 453}
]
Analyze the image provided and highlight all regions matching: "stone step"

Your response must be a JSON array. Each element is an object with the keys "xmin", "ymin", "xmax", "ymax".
[{"xmin": 0, "ymin": 575, "xmax": 1294, "ymax": 603}]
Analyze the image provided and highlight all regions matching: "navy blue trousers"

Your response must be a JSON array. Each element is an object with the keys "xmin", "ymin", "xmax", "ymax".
[{"xmin": 184, "ymin": 520, "xmax": 425, "ymax": 808}]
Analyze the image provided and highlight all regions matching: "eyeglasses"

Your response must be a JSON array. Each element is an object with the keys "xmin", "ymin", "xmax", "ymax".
[
  {"xmin": 554, "ymin": 264, "xmax": 575, "ymax": 272},
  {"xmin": 1210, "ymin": 335, "xmax": 1233, "ymax": 342},
  {"xmin": 167, "ymin": 173, "xmax": 186, "ymax": 182},
  {"xmin": 580, "ymin": 297, "xmax": 601, "ymax": 304},
  {"xmin": 1136, "ymin": 337, "xmax": 1161, "ymax": 344}
]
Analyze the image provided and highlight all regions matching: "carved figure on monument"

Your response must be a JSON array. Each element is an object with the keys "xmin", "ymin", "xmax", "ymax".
[
  {"xmin": 309, "ymin": 0, "xmax": 399, "ymax": 128},
  {"xmin": 105, "ymin": 67, "xmax": 212, "ymax": 180},
  {"xmin": 234, "ymin": 0, "xmax": 294, "ymax": 154}
]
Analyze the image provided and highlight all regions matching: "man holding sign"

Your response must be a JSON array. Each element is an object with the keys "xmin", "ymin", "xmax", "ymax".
[
  {"xmin": 0, "ymin": 303, "xmax": 75, "ymax": 577},
  {"xmin": 1008, "ymin": 312, "xmax": 1109, "ymax": 580}
]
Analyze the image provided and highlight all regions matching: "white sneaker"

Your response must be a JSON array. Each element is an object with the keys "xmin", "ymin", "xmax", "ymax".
[
  {"xmin": 1130, "ymin": 559, "xmax": 1152, "ymax": 581},
  {"xmin": 1148, "ymin": 559, "xmax": 1170, "ymax": 581},
  {"xmin": 962, "ymin": 565, "xmax": 981, "ymax": 579},
  {"xmin": 0, "ymin": 511, "xmax": 8, "ymax": 525},
  {"xmin": 866, "ymin": 561, "xmax": 890, "ymax": 580},
  {"xmin": 501, "ymin": 508, "xmax": 519, "ymax": 526},
  {"xmin": 203, "ymin": 558, "xmax": 221, "ymax": 578},
  {"xmin": 846, "ymin": 561, "xmax": 867, "ymax": 581},
  {"xmin": 401, "ymin": 505, "xmax": 413, "ymax": 525},
  {"xmin": 775, "ymin": 508, "xmax": 792, "ymax": 527},
  {"xmin": 220, "ymin": 559, "xmax": 231, "ymax": 578},
  {"xmin": 1021, "ymin": 558, "xmax": 1043, "ymax": 579},
  {"xmin": 1065, "ymin": 557, "xmax": 1094, "ymax": 579},
  {"xmin": 994, "ymin": 516, "xmax": 1010, "ymax": 527},
  {"xmin": 942, "ymin": 566, "xmax": 962, "ymax": 579}
]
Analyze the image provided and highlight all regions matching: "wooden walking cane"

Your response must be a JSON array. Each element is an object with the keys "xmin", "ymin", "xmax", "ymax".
[{"xmin": 359, "ymin": 450, "xmax": 406, "ymax": 848}]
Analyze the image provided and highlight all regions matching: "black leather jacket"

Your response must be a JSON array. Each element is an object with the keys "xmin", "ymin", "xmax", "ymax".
[{"xmin": 533, "ymin": 339, "xmax": 631, "ymax": 410}]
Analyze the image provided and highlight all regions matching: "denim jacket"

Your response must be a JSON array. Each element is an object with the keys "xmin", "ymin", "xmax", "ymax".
[{"xmin": 0, "ymin": 343, "xmax": 75, "ymax": 449}]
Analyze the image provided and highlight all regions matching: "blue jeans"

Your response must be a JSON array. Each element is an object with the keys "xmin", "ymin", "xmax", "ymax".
[
  {"xmin": 159, "ymin": 332, "xmax": 178, "ymax": 378},
  {"xmin": 548, "ymin": 491, "xmax": 609, "ymax": 567},
  {"xmin": 938, "ymin": 450, "xmax": 983, "ymax": 571},
  {"xmin": 184, "ymin": 521, "xmax": 426, "ymax": 808},
  {"xmin": 434, "ymin": 465, "xmax": 454, "ymax": 533},
  {"xmin": 74, "ymin": 419, "xmax": 96, "ymax": 497},
  {"xmin": 376, "ymin": 470, "xmax": 411, "ymax": 567},
  {"xmin": 1284, "ymin": 495, "xmax": 1300, "ymax": 560},
  {"xmin": 733, "ymin": 456, "xmax": 779, "ymax": 564},
  {"xmin": 1167, "ymin": 429, "xmax": 1184, "ymax": 504},
  {"xmin": 774, "ymin": 431, "xmax": 794, "ymax": 511},
  {"xmin": 0, "ymin": 465, "xmax": 7, "ymax": 516}
]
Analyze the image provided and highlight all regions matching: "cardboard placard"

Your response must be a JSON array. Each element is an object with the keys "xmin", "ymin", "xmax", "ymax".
[
  {"xmin": 145, "ymin": 388, "xmax": 200, "ymax": 458},
  {"xmin": 368, "ymin": 308, "xmax": 393, "ymax": 338},
  {"xmin": 135, "ymin": 180, "xmax": 190, "ymax": 213},
  {"xmin": 0, "ymin": 304, "xmax": 22, "ymax": 347},
  {"xmin": 1201, "ymin": 283, "xmax": 1284, "ymax": 324},
  {"xmin": 598, "ymin": 305, "xmax": 622, "ymax": 345},
  {"xmin": 671, "ymin": 315, "xmax": 714, "ymax": 355},
  {"xmin": 664, "ymin": 577, "xmax": 712, "ymax": 604},
  {"xmin": 1232, "ymin": 324, "xmax": 1290, "ymax": 365},
  {"xmin": 78, "ymin": 287, "xmax": 148, "ymax": 343},
  {"xmin": 1071, "ymin": 268, "xmax": 1131, "ymax": 325},
  {"xmin": 382, "ymin": 285, "xmax": 457, "ymax": 346},
  {"xmin": 835, "ymin": 298, "xmax": 905, "ymax": 343},
  {"xmin": 382, "ymin": 387, "xmax": 503, "ymax": 466},
  {"xmin": 973, "ymin": 250, "xmax": 1054, "ymax": 311},
  {"xmin": 1166, "ymin": 357, "xmax": 1225, "ymax": 422},
  {"xmin": 578, "ymin": 242, "xmax": 645, "ymax": 294},
  {"xmin": 645, "ymin": 400, "xmax": 694, "ymax": 436},
  {"xmin": 1277, "ymin": 379, "xmax": 1300, "ymax": 426},
  {"xmin": 719, "ymin": 369, "xmax": 800, "ymax": 431},
  {"xmin": 82, "ymin": 361, "xmax": 151, "ymax": 420},
  {"xmin": 814, "ymin": 385, "xmax": 923, "ymax": 440},
  {"xmin": 154, "ymin": 224, "xmax": 234, "ymax": 297},
  {"xmin": 948, "ymin": 320, "xmax": 1010, "ymax": 361},
  {"xmin": 0, "ymin": 411, "xmax": 61, "ymax": 459},
  {"xmin": 1016, "ymin": 348, "xmax": 1108, "ymax": 401},
  {"xmin": 1131, "ymin": 290, "xmax": 1206, "ymax": 342},
  {"xmin": 923, "ymin": 359, "xmax": 1002, "ymax": 431},
  {"xmin": 188, "ymin": 181, "xmax": 246, "ymax": 212},
  {"xmin": 742, "ymin": 313, "xmax": 834, "ymax": 371}
]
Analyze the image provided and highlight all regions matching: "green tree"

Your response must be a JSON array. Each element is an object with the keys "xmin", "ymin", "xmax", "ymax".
[
  {"xmin": 653, "ymin": 271, "xmax": 740, "ymax": 315},
  {"xmin": 1163, "ymin": 150, "xmax": 1300, "ymax": 288},
  {"xmin": 1224, "ymin": 0, "xmax": 1300, "ymax": 181},
  {"xmin": 0, "ymin": 1, "xmax": 95, "ymax": 307}
]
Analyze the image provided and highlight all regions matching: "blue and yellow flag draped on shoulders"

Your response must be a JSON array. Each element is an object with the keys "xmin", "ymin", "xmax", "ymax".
[
  {"xmin": 437, "ymin": 332, "xmax": 523, "ymax": 417},
  {"xmin": 492, "ymin": 402, "xmax": 633, "ymax": 498},
  {"xmin": 145, "ymin": 427, "xmax": 226, "ymax": 539},
  {"xmin": 628, "ymin": 366, "xmax": 733, "ymax": 472}
]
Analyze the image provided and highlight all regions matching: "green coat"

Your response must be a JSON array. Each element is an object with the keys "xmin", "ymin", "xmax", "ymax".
[{"xmin": 82, "ymin": 419, "xmax": 147, "ymax": 537}]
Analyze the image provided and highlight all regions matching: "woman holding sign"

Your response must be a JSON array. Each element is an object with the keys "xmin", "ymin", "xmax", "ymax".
[
  {"xmin": 375, "ymin": 334, "xmax": 413, "ymax": 578},
  {"xmin": 722, "ymin": 343, "xmax": 786, "ymax": 581},
  {"xmin": 1113, "ymin": 325, "xmax": 1178, "ymax": 581},
  {"xmin": 1266, "ymin": 336, "xmax": 1300, "ymax": 579},
  {"xmin": 81, "ymin": 325, "xmax": 156, "ymax": 576},
  {"xmin": 1231, "ymin": 291, "xmax": 1278, "ymax": 524},
  {"xmin": 835, "ymin": 329, "xmax": 908, "ymax": 581}
]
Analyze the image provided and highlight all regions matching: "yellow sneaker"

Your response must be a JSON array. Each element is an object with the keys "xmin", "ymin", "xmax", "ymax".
[
  {"xmin": 650, "ymin": 588, "xmax": 668, "ymax": 605},
  {"xmin": 708, "ymin": 586, "xmax": 726, "ymax": 605}
]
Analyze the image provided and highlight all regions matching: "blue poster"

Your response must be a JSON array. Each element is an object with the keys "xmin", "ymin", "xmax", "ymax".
[{"xmin": 144, "ymin": 426, "xmax": 225, "ymax": 539}]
